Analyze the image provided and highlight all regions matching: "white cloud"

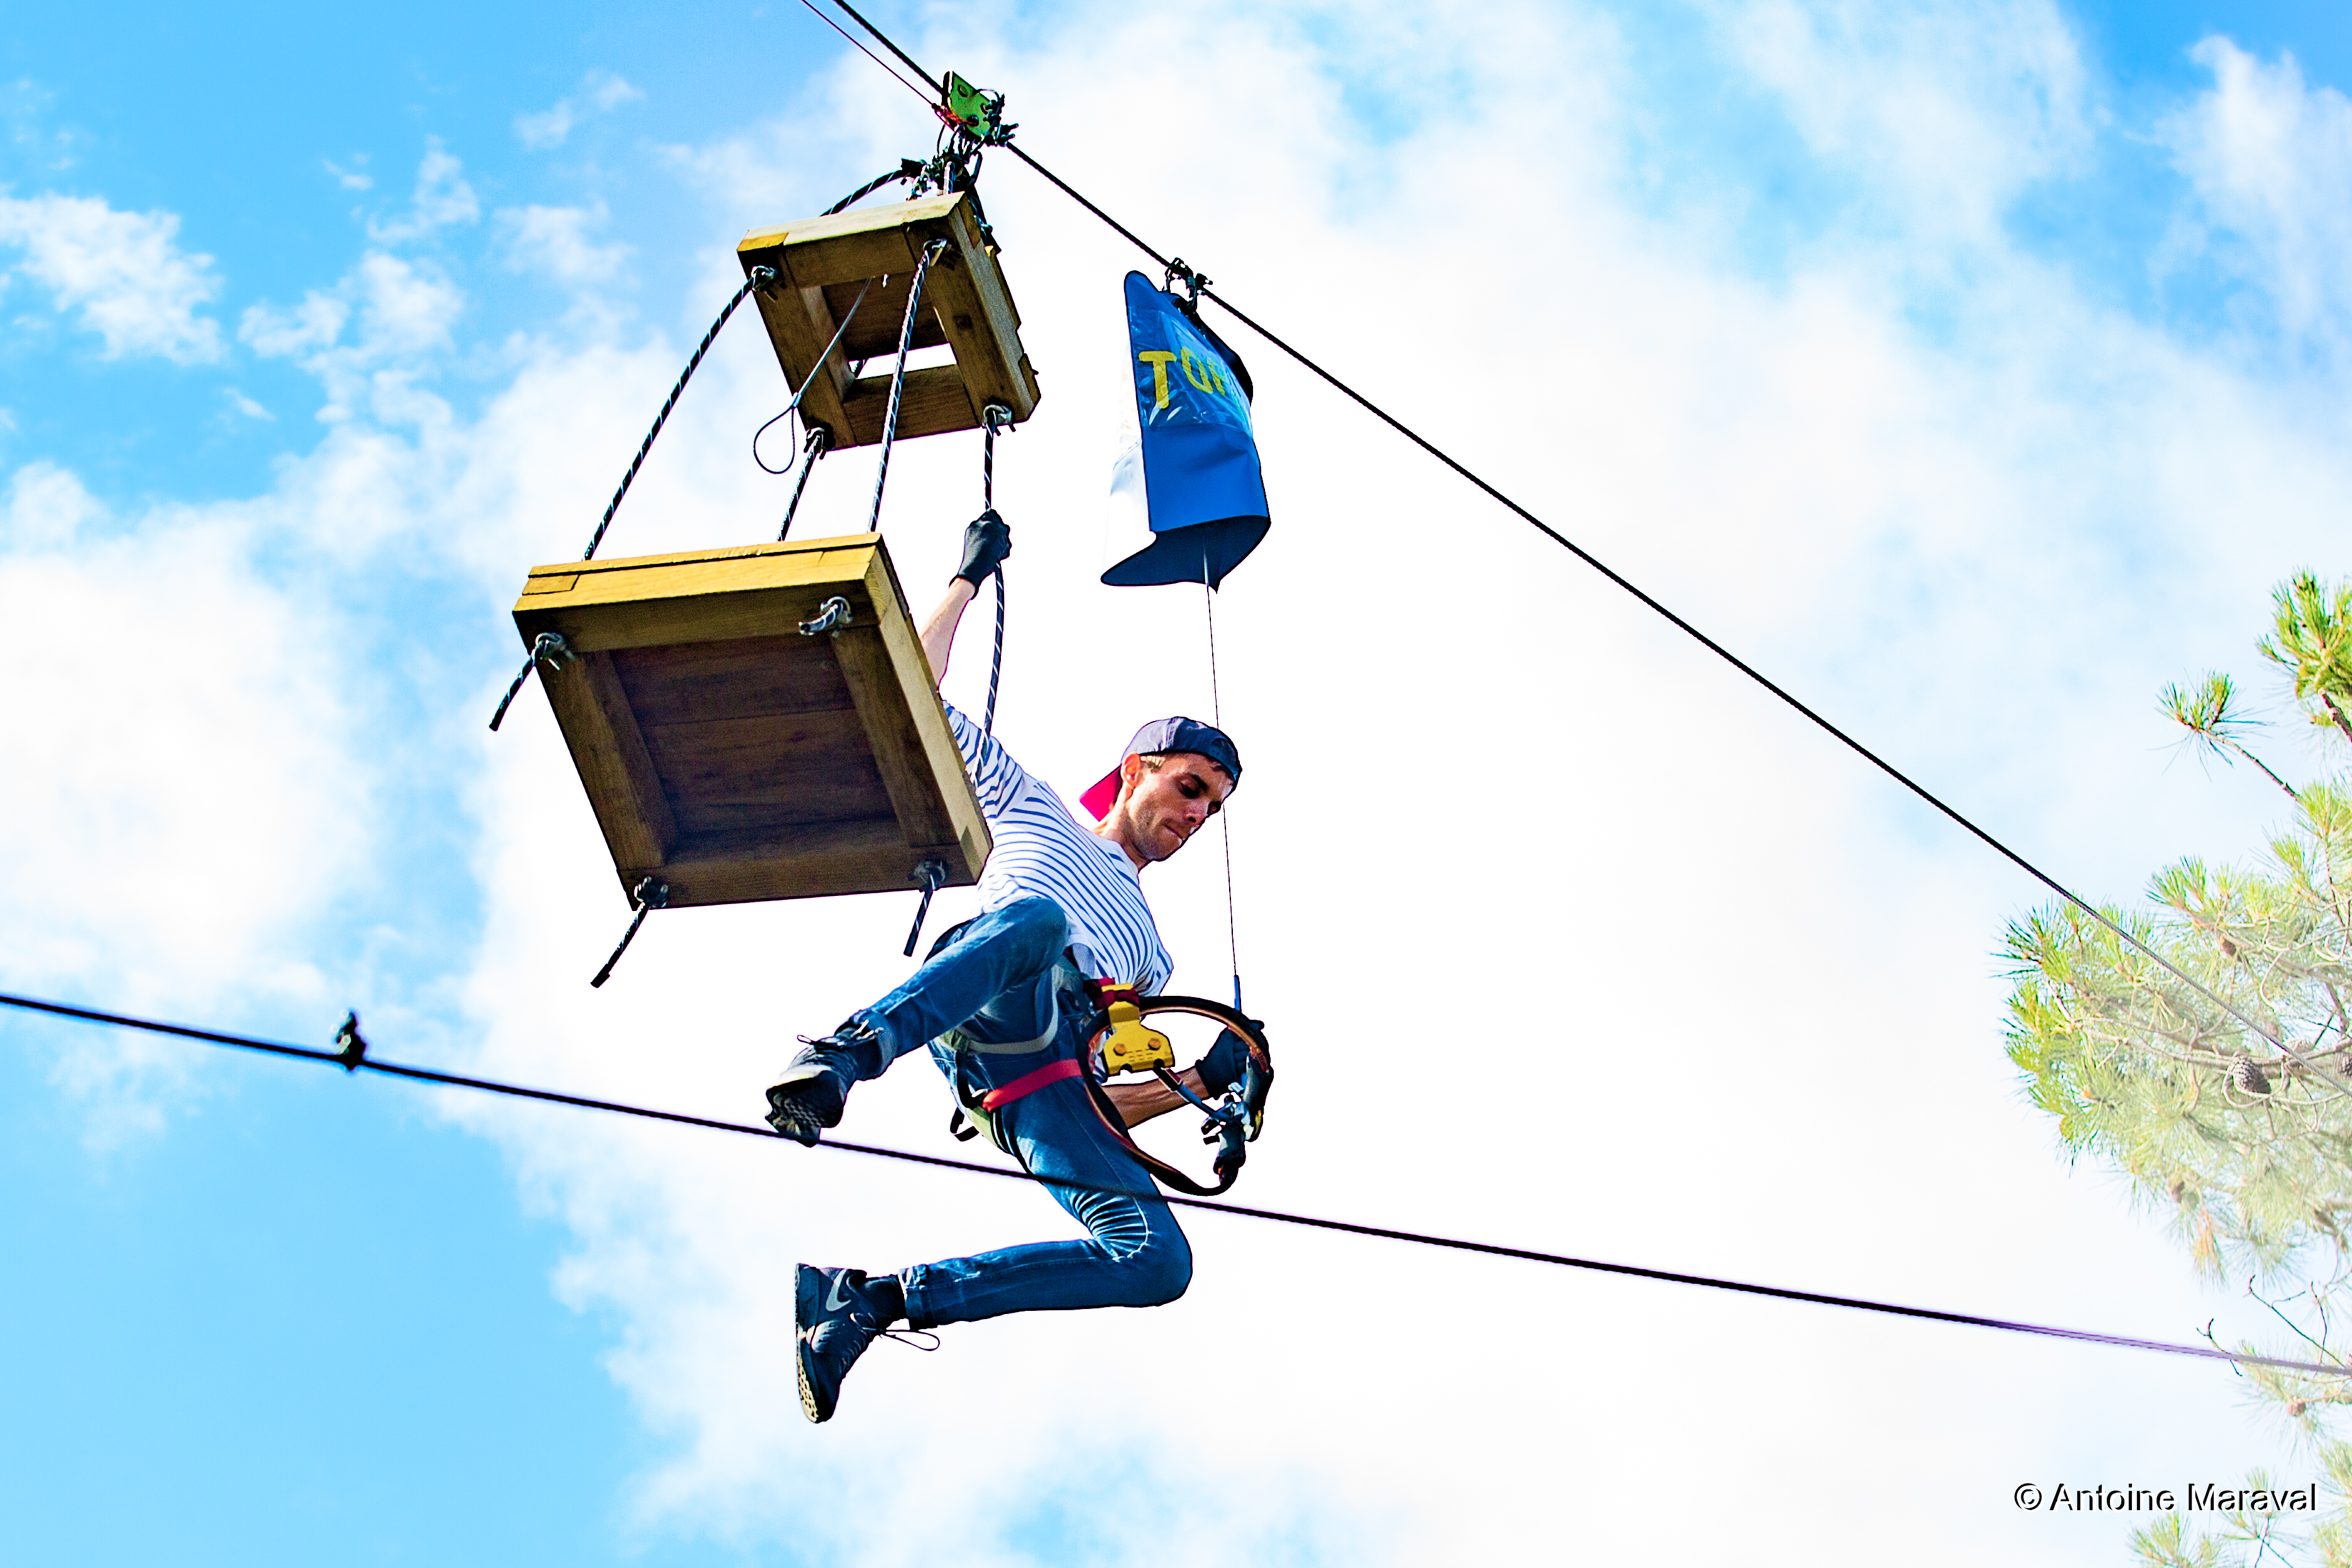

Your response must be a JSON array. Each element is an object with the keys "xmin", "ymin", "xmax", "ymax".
[
  {"xmin": 0, "ymin": 460, "xmax": 375, "ymax": 1139},
  {"xmin": 495, "ymin": 201, "xmax": 631, "ymax": 284},
  {"xmin": 1711, "ymin": 0, "xmax": 2091, "ymax": 244},
  {"xmin": 223, "ymin": 387, "xmax": 272, "ymax": 421},
  {"xmin": 239, "ymin": 290, "xmax": 346, "ymax": 358},
  {"xmin": 323, "ymin": 156, "xmax": 373, "ymax": 192},
  {"xmin": 2162, "ymin": 37, "xmax": 2352, "ymax": 343},
  {"xmin": 367, "ymin": 139, "xmax": 480, "ymax": 244},
  {"xmin": 4, "ymin": 458, "xmax": 100, "ymax": 548},
  {"xmin": 516, "ymin": 69, "xmax": 644, "ymax": 150},
  {"xmin": 0, "ymin": 190, "xmax": 225, "ymax": 362},
  {"xmin": 241, "ymin": 250, "xmax": 463, "ymax": 423}
]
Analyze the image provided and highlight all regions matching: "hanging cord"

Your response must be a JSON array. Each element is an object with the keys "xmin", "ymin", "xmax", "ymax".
[
  {"xmin": 866, "ymin": 237, "xmax": 949, "ymax": 533},
  {"xmin": 775, "ymin": 426, "xmax": 831, "ymax": 542},
  {"xmin": 489, "ymin": 270, "xmax": 772, "ymax": 732},
  {"xmin": 1205, "ymin": 569, "xmax": 1242, "ymax": 1003},
  {"xmin": 580, "ymin": 268, "xmax": 774, "ymax": 563},
  {"xmin": 753, "ymin": 274, "xmax": 873, "ymax": 475},
  {"xmin": 980, "ymin": 402, "xmax": 1013, "ymax": 734},
  {"xmin": 11, "ymin": 983, "xmax": 2350, "ymax": 1383}
]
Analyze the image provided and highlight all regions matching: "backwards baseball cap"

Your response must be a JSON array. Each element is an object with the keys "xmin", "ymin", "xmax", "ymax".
[{"xmin": 1078, "ymin": 716, "xmax": 1243, "ymax": 820}]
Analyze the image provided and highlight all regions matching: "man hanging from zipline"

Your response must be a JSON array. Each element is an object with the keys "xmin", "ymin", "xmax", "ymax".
[{"xmin": 763, "ymin": 511, "xmax": 1258, "ymax": 1423}]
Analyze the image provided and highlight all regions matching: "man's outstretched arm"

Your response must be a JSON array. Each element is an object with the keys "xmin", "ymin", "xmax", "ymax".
[
  {"xmin": 920, "ymin": 577, "xmax": 978, "ymax": 687},
  {"xmin": 920, "ymin": 510, "xmax": 1012, "ymax": 688}
]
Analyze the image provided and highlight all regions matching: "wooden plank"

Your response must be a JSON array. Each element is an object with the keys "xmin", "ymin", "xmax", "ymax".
[
  {"xmin": 523, "ymin": 539, "xmax": 879, "ymax": 608},
  {"xmin": 659, "ymin": 819, "xmax": 911, "ymax": 907},
  {"xmin": 929, "ymin": 202, "xmax": 1039, "ymax": 421},
  {"xmin": 838, "ymin": 365, "xmax": 976, "ymax": 446},
  {"xmin": 856, "ymin": 548, "xmax": 992, "ymax": 883},
  {"xmin": 826, "ymin": 274, "xmax": 949, "ymax": 360},
  {"xmin": 830, "ymin": 623, "xmax": 955, "ymax": 853},
  {"xmin": 529, "ymin": 533, "xmax": 871, "ymax": 580},
  {"xmin": 747, "ymin": 285, "xmax": 851, "ymax": 445},
  {"xmin": 737, "ymin": 191, "xmax": 963, "ymax": 252},
  {"xmin": 514, "ymin": 537, "xmax": 888, "ymax": 655},
  {"xmin": 640, "ymin": 709, "xmax": 887, "ymax": 827},
  {"xmin": 777, "ymin": 226, "xmax": 919, "ymax": 292},
  {"xmin": 541, "ymin": 649, "xmax": 677, "ymax": 876},
  {"xmin": 610, "ymin": 636, "xmax": 853, "ymax": 725},
  {"xmin": 523, "ymin": 589, "xmax": 876, "ymax": 656}
]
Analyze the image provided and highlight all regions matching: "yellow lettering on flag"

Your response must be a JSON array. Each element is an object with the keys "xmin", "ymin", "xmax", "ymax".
[
  {"xmin": 1181, "ymin": 345, "xmax": 1218, "ymax": 394},
  {"xmin": 1137, "ymin": 350, "xmax": 1178, "ymax": 409}
]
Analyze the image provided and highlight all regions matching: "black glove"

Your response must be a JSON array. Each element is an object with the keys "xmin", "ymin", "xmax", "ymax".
[
  {"xmin": 955, "ymin": 509, "xmax": 1012, "ymax": 585},
  {"xmin": 1196, "ymin": 1027, "xmax": 1252, "ymax": 1097}
]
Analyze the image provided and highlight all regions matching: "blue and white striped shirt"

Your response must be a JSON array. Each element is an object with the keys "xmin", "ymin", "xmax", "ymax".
[{"xmin": 946, "ymin": 705, "xmax": 1173, "ymax": 995}]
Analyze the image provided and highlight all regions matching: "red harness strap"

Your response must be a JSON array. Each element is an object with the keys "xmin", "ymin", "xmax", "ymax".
[{"xmin": 978, "ymin": 1056, "xmax": 1083, "ymax": 1112}]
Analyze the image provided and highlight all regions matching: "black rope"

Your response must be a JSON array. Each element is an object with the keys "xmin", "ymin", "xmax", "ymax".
[
  {"xmin": 981, "ymin": 402, "xmax": 1011, "ymax": 734},
  {"xmin": 589, "ymin": 878, "xmax": 667, "ymax": 988},
  {"xmin": 866, "ymin": 237, "xmax": 947, "ymax": 533},
  {"xmin": 5, "ymin": 985, "xmax": 2344, "ymax": 1381},
  {"xmin": 776, "ymin": 426, "xmax": 830, "ymax": 541},
  {"xmin": 795, "ymin": 0, "xmax": 934, "ymax": 108},
  {"xmin": 582, "ymin": 268, "xmax": 773, "ymax": 561},
  {"xmin": 965, "ymin": 152, "xmax": 2324, "ymax": 1086},
  {"xmin": 826, "ymin": 159, "xmax": 926, "ymax": 215},
  {"xmin": 487, "ymin": 631, "xmax": 571, "ymax": 733}
]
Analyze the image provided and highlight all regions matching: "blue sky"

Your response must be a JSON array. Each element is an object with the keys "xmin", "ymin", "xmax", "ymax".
[{"xmin": 7, "ymin": 1, "xmax": 2352, "ymax": 1564}]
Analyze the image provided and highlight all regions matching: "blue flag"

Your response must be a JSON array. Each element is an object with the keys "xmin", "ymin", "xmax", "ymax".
[{"xmin": 1102, "ymin": 272, "xmax": 1270, "ymax": 589}]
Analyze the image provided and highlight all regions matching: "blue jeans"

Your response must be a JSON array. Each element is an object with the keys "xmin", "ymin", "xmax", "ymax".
[{"xmin": 850, "ymin": 896, "xmax": 1192, "ymax": 1330}]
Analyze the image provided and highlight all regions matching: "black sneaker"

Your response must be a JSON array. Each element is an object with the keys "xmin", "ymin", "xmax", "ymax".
[
  {"xmin": 795, "ymin": 1263, "xmax": 895, "ymax": 1423},
  {"xmin": 765, "ymin": 1022, "xmax": 880, "ymax": 1146}
]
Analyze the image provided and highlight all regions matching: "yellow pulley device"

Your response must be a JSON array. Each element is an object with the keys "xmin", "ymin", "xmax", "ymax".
[{"xmin": 1088, "ymin": 983, "xmax": 1176, "ymax": 1076}]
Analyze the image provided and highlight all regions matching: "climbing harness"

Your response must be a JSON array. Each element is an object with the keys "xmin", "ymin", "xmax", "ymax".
[
  {"xmin": 1071, "ymin": 980, "xmax": 1272, "ymax": 1196},
  {"xmin": 941, "ymin": 963, "xmax": 1273, "ymax": 1198}
]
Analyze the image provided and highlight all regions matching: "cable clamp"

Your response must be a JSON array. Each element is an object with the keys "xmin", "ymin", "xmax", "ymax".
[
  {"xmin": 489, "ymin": 631, "xmax": 575, "ymax": 732},
  {"xmin": 798, "ymin": 596, "xmax": 853, "ymax": 636},
  {"xmin": 590, "ymin": 877, "xmax": 670, "ymax": 989},
  {"xmin": 902, "ymin": 858, "xmax": 949, "ymax": 958},
  {"xmin": 1164, "ymin": 258, "xmax": 1210, "ymax": 304},
  {"xmin": 334, "ymin": 1011, "xmax": 368, "ymax": 1073}
]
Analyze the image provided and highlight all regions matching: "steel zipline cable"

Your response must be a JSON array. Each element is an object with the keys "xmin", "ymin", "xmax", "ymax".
[
  {"xmin": 805, "ymin": 0, "xmax": 2337, "ymax": 1095},
  {"xmin": 3, "ymin": 987, "xmax": 2343, "ymax": 1381}
]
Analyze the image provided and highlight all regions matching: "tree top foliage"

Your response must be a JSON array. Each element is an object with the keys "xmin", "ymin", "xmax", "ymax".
[{"xmin": 2007, "ymin": 571, "xmax": 2352, "ymax": 1568}]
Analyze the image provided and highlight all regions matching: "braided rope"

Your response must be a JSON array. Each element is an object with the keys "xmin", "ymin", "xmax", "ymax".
[
  {"xmin": 865, "ymin": 239, "xmax": 949, "ymax": 534},
  {"xmin": 582, "ymin": 268, "xmax": 773, "ymax": 561}
]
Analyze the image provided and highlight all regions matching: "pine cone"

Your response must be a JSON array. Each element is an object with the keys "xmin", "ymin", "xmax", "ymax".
[
  {"xmin": 2289, "ymin": 1400, "xmax": 2309, "ymax": 1418},
  {"xmin": 2230, "ymin": 1058, "xmax": 2272, "ymax": 1096}
]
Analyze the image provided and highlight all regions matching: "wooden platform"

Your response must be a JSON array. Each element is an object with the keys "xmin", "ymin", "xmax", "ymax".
[
  {"xmin": 511, "ymin": 534, "xmax": 991, "ymax": 908},
  {"xmin": 736, "ymin": 191, "xmax": 1041, "ymax": 450}
]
